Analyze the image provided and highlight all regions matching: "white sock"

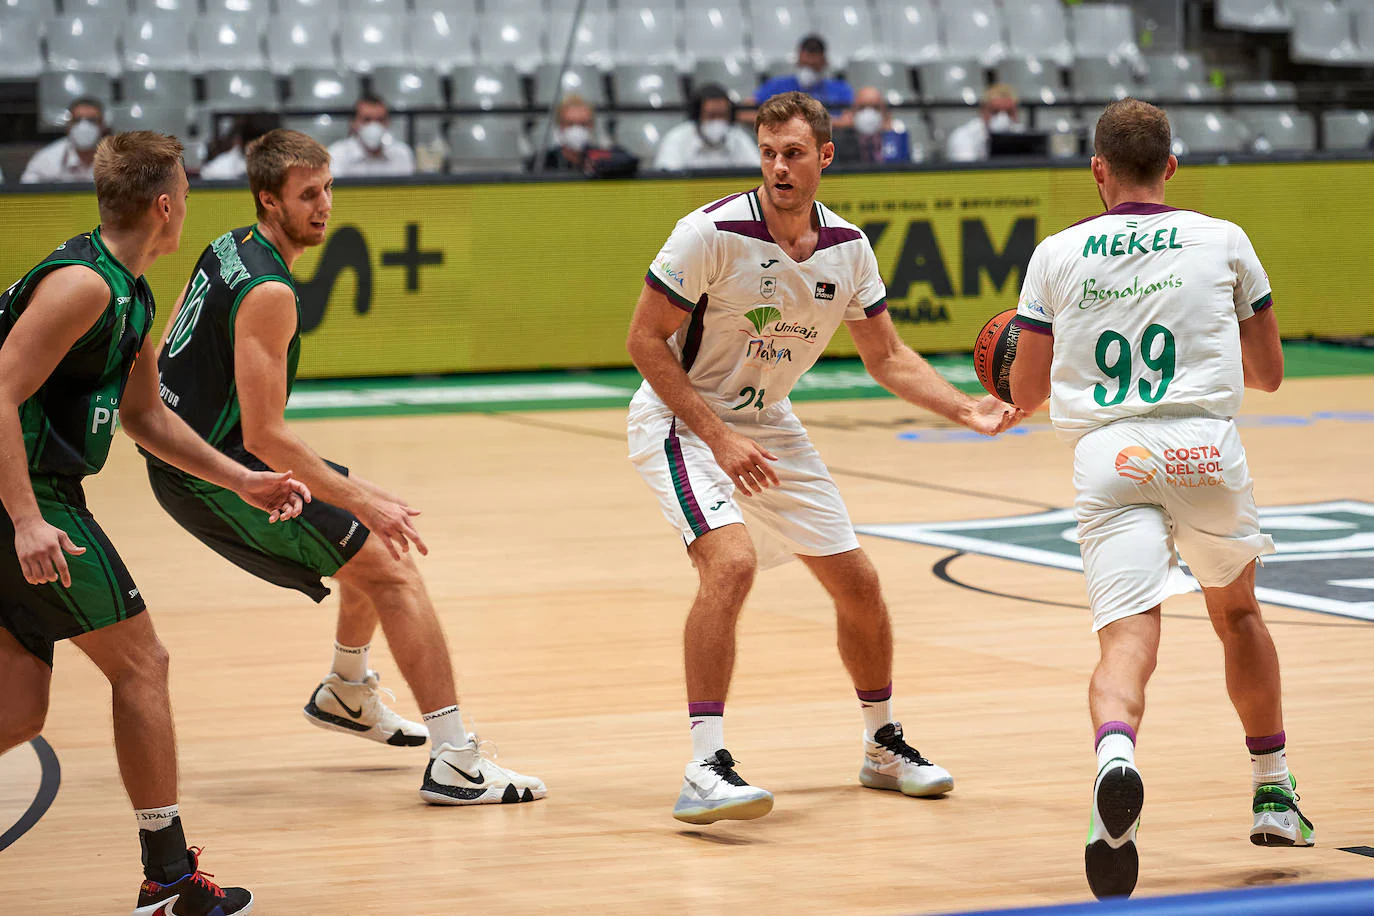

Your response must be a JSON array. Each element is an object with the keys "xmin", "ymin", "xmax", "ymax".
[
  {"xmin": 135, "ymin": 803, "xmax": 179, "ymax": 832},
  {"xmin": 331, "ymin": 642, "xmax": 369, "ymax": 683},
  {"xmin": 860, "ymin": 699, "xmax": 893, "ymax": 740},
  {"xmin": 1096, "ymin": 733, "xmax": 1135, "ymax": 773},
  {"xmin": 423, "ymin": 705, "xmax": 467, "ymax": 755},
  {"xmin": 1251, "ymin": 747, "xmax": 1289, "ymax": 790},
  {"xmin": 690, "ymin": 715, "xmax": 725, "ymax": 761}
]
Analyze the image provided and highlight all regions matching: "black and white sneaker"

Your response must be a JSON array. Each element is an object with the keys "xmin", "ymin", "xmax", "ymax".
[
  {"xmin": 672, "ymin": 749, "xmax": 774, "ymax": 825},
  {"xmin": 859, "ymin": 722, "xmax": 955, "ymax": 797},
  {"xmin": 303, "ymin": 671, "xmax": 428, "ymax": 747},
  {"xmin": 1085, "ymin": 760, "xmax": 1144, "ymax": 899},
  {"xmin": 132, "ymin": 847, "xmax": 253, "ymax": 915},
  {"xmin": 419, "ymin": 733, "xmax": 547, "ymax": 805}
]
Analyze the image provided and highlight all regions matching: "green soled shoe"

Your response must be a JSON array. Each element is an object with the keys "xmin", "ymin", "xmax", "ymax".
[{"xmin": 1251, "ymin": 773, "xmax": 1315, "ymax": 847}]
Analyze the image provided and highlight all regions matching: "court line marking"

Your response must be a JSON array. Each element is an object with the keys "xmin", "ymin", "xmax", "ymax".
[{"xmin": 0, "ymin": 737, "xmax": 61, "ymax": 854}]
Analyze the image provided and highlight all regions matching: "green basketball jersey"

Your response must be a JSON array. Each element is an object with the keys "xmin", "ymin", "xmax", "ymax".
[
  {"xmin": 0, "ymin": 228, "xmax": 155, "ymax": 478},
  {"xmin": 156, "ymin": 226, "xmax": 301, "ymax": 458}
]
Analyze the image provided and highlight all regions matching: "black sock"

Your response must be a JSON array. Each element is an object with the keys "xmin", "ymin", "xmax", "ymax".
[{"xmin": 140, "ymin": 817, "xmax": 192, "ymax": 884}]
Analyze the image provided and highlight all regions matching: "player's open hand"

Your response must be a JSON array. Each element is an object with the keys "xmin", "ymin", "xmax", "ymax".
[
  {"xmin": 359, "ymin": 496, "xmax": 427, "ymax": 560},
  {"xmin": 14, "ymin": 518, "xmax": 85, "ymax": 588},
  {"xmin": 711, "ymin": 429, "xmax": 780, "ymax": 497},
  {"xmin": 963, "ymin": 395, "xmax": 1025, "ymax": 437},
  {"xmin": 239, "ymin": 470, "xmax": 311, "ymax": 523}
]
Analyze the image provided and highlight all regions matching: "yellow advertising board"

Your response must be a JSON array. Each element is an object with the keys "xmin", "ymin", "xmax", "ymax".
[{"xmin": 0, "ymin": 161, "xmax": 1368, "ymax": 378}]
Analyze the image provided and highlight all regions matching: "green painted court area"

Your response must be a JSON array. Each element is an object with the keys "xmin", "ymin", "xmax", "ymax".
[{"xmin": 285, "ymin": 342, "xmax": 1374, "ymax": 420}]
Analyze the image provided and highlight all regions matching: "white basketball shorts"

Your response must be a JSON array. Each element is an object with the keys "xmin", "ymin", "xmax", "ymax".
[
  {"xmin": 627, "ymin": 395, "xmax": 860, "ymax": 570},
  {"xmin": 1073, "ymin": 415, "xmax": 1275, "ymax": 631}
]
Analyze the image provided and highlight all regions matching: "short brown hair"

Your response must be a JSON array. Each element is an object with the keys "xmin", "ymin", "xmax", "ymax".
[
  {"xmin": 92, "ymin": 131, "xmax": 184, "ymax": 231},
  {"xmin": 755, "ymin": 91, "xmax": 831, "ymax": 148},
  {"xmin": 1094, "ymin": 98, "xmax": 1172, "ymax": 185},
  {"xmin": 246, "ymin": 128, "xmax": 330, "ymax": 218}
]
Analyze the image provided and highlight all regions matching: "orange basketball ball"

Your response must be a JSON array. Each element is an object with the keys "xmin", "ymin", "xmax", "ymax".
[{"xmin": 973, "ymin": 308, "xmax": 1021, "ymax": 403}]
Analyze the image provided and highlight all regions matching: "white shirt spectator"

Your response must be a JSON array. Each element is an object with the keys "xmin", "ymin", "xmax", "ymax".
[
  {"xmin": 199, "ymin": 146, "xmax": 247, "ymax": 180},
  {"xmin": 327, "ymin": 133, "xmax": 416, "ymax": 178},
  {"xmin": 653, "ymin": 121, "xmax": 758, "ymax": 171},
  {"xmin": 945, "ymin": 118, "xmax": 988, "ymax": 163},
  {"xmin": 21, "ymin": 139, "xmax": 95, "ymax": 184}
]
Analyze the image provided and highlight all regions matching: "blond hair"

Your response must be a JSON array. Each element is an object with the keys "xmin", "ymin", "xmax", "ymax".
[
  {"xmin": 1094, "ymin": 98, "xmax": 1172, "ymax": 185},
  {"xmin": 755, "ymin": 90, "xmax": 831, "ymax": 148},
  {"xmin": 245, "ymin": 128, "xmax": 330, "ymax": 218},
  {"xmin": 92, "ymin": 131, "xmax": 184, "ymax": 231}
]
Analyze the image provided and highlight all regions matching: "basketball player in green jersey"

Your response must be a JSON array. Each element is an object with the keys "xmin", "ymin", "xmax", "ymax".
[
  {"xmin": 0, "ymin": 132, "xmax": 309, "ymax": 914},
  {"xmin": 145, "ymin": 129, "xmax": 544, "ymax": 805}
]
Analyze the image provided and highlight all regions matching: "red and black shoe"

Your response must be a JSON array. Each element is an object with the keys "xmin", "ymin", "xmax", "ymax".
[{"xmin": 132, "ymin": 847, "xmax": 253, "ymax": 915}]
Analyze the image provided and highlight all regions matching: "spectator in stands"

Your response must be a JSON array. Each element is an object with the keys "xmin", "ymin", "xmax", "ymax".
[
  {"xmin": 529, "ymin": 95, "xmax": 638, "ymax": 178},
  {"xmin": 21, "ymin": 97, "xmax": 107, "ymax": 184},
  {"xmin": 945, "ymin": 84, "xmax": 1023, "ymax": 163},
  {"xmin": 328, "ymin": 94, "xmax": 416, "ymax": 177},
  {"xmin": 199, "ymin": 112, "xmax": 282, "ymax": 180},
  {"xmin": 753, "ymin": 35, "xmax": 854, "ymax": 114},
  {"xmin": 653, "ymin": 84, "xmax": 757, "ymax": 172},
  {"xmin": 832, "ymin": 86, "xmax": 915, "ymax": 165}
]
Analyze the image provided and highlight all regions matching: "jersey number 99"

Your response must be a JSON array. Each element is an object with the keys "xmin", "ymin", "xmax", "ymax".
[{"xmin": 1093, "ymin": 324, "xmax": 1176, "ymax": 407}]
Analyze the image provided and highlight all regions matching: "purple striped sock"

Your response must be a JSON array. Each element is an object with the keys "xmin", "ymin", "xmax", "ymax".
[
  {"xmin": 688, "ymin": 702, "xmax": 724, "ymax": 717},
  {"xmin": 856, "ymin": 683, "xmax": 893, "ymax": 703},
  {"xmin": 1246, "ymin": 731, "xmax": 1286, "ymax": 754},
  {"xmin": 1095, "ymin": 721, "xmax": 1136, "ymax": 749}
]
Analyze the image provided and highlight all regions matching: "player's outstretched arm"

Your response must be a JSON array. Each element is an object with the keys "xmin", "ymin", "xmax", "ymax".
[
  {"xmin": 627, "ymin": 282, "xmax": 779, "ymax": 494},
  {"xmin": 1239, "ymin": 306, "xmax": 1283, "ymax": 392},
  {"xmin": 849, "ymin": 312, "xmax": 1023, "ymax": 436},
  {"xmin": 1008, "ymin": 323, "xmax": 1053, "ymax": 412},
  {"xmin": 235, "ymin": 282, "xmax": 425, "ymax": 557}
]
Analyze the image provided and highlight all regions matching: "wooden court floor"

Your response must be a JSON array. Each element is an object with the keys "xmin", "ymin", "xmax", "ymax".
[{"xmin": 2, "ymin": 376, "xmax": 1372, "ymax": 914}]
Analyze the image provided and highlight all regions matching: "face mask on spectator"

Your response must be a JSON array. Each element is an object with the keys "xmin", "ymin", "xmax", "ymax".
[
  {"xmin": 988, "ymin": 111, "xmax": 1015, "ymax": 134},
  {"xmin": 854, "ymin": 107, "xmax": 883, "ymax": 136},
  {"xmin": 357, "ymin": 121, "xmax": 387, "ymax": 151},
  {"xmin": 796, "ymin": 66, "xmax": 820, "ymax": 89},
  {"xmin": 559, "ymin": 124, "xmax": 591, "ymax": 151},
  {"xmin": 699, "ymin": 118, "xmax": 730, "ymax": 145},
  {"xmin": 68, "ymin": 118, "xmax": 101, "ymax": 151}
]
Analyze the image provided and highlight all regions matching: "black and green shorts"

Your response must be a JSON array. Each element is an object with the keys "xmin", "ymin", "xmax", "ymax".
[
  {"xmin": 0, "ymin": 475, "xmax": 145, "ymax": 667},
  {"xmin": 146, "ymin": 454, "xmax": 370, "ymax": 603}
]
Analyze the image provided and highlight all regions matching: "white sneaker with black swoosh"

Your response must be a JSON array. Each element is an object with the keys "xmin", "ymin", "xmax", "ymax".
[
  {"xmin": 420, "ymin": 734, "xmax": 547, "ymax": 805},
  {"xmin": 672, "ymin": 749, "xmax": 774, "ymax": 824},
  {"xmin": 303, "ymin": 670, "xmax": 429, "ymax": 747}
]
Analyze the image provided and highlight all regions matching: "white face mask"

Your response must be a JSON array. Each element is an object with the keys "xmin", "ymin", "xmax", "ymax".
[
  {"xmin": 988, "ymin": 111, "xmax": 1016, "ymax": 134},
  {"xmin": 796, "ymin": 66, "xmax": 820, "ymax": 89},
  {"xmin": 68, "ymin": 118, "xmax": 101, "ymax": 151},
  {"xmin": 699, "ymin": 118, "xmax": 730, "ymax": 145},
  {"xmin": 559, "ymin": 124, "xmax": 591, "ymax": 152},
  {"xmin": 356, "ymin": 121, "xmax": 387, "ymax": 152},
  {"xmin": 854, "ymin": 107, "xmax": 883, "ymax": 136}
]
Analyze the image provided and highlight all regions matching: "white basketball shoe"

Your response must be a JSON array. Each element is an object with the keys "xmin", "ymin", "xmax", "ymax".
[
  {"xmin": 859, "ymin": 722, "xmax": 955, "ymax": 797},
  {"xmin": 420, "ymin": 734, "xmax": 547, "ymax": 805},
  {"xmin": 1085, "ymin": 759, "xmax": 1144, "ymax": 899},
  {"xmin": 303, "ymin": 671, "xmax": 429, "ymax": 747},
  {"xmin": 672, "ymin": 749, "xmax": 775, "ymax": 825}
]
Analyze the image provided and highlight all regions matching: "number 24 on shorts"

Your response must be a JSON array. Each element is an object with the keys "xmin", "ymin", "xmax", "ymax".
[{"xmin": 1093, "ymin": 324, "xmax": 1176, "ymax": 407}]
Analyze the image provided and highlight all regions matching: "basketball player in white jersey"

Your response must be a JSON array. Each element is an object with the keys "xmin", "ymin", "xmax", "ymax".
[
  {"xmin": 1008, "ymin": 99, "xmax": 1312, "ymax": 899},
  {"xmin": 626, "ymin": 92, "xmax": 1022, "ymax": 824}
]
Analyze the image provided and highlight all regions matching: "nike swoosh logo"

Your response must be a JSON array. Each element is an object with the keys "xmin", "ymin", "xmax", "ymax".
[
  {"xmin": 690, "ymin": 719, "xmax": 703, "ymax": 729},
  {"xmin": 760, "ymin": 259, "xmax": 779, "ymax": 268},
  {"xmin": 156, "ymin": 896, "xmax": 183, "ymax": 916},
  {"xmin": 442, "ymin": 759, "xmax": 485, "ymax": 784},
  {"xmin": 326, "ymin": 688, "xmax": 363, "ymax": 719}
]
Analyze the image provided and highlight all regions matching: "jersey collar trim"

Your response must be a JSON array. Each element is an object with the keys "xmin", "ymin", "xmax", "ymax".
[
  {"xmin": 90, "ymin": 227, "xmax": 137, "ymax": 282},
  {"xmin": 1069, "ymin": 200, "xmax": 1179, "ymax": 228},
  {"xmin": 248, "ymin": 226, "xmax": 291, "ymax": 273}
]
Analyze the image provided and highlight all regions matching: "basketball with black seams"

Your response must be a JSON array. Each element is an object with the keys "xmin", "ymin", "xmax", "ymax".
[{"xmin": 973, "ymin": 309, "xmax": 1021, "ymax": 404}]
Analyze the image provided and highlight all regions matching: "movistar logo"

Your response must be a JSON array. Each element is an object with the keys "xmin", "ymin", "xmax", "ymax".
[{"xmin": 745, "ymin": 306, "xmax": 781, "ymax": 334}]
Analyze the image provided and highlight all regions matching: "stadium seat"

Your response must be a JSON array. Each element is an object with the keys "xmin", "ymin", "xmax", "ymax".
[
  {"xmin": 0, "ymin": 0, "xmax": 52, "ymax": 18},
  {"xmin": 548, "ymin": 7, "xmax": 614, "ymax": 70},
  {"xmin": 917, "ymin": 59, "xmax": 985, "ymax": 105},
  {"xmin": 888, "ymin": 107, "xmax": 933, "ymax": 160},
  {"xmin": 845, "ymin": 59, "xmax": 916, "ymax": 106},
  {"xmin": 204, "ymin": 0, "xmax": 270, "ymax": 14},
  {"xmin": 123, "ymin": 68, "xmax": 194, "ymax": 111},
  {"xmin": 339, "ymin": 13, "xmax": 407, "ymax": 72},
  {"xmin": 408, "ymin": 11, "xmax": 477, "ymax": 74},
  {"xmin": 809, "ymin": 2, "xmax": 882, "ymax": 67},
  {"xmin": 747, "ymin": 3, "xmax": 812, "ymax": 71},
  {"xmin": 476, "ymin": 11, "xmax": 544, "ymax": 72},
  {"xmin": 1232, "ymin": 80, "xmax": 1297, "ymax": 102},
  {"xmin": 1002, "ymin": 0, "xmax": 1073, "ymax": 67},
  {"xmin": 64, "ymin": 0, "xmax": 126, "ymax": 16},
  {"xmin": 0, "ymin": 18, "xmax": 42, "ymax": 78},
  {"xmin": 452, "ymin": 63, "xmax": 526, "ymax": 110},
  {"xmin": 1290, "ymin": 2, "xmax": 1357, "ymax": 64},
  {"xmin": 612, "ymin": 63, "xmax": 683, "ymax": 109},
  {"xmin": 613, "ymin": 2, "xmax": 680, "ymax": 68},
  {"xmin": 343, "ymin": 0, "xmax": 406, "ymax": 13},
  {"xmin": 996, "ymin": 57, "xmax": 1064, "ymax": 106},
  {"xmin": 1167, "ymin": 109, "xmax": 1251, "ymax": 155},
  {"xmin": 1237, "ymin": 107, "xmax": 1316, "ymax": 152},
  {"xmin": 276, "ymin": 0, "xmax": 341, "ymax": 18},
  {"xmin": 287, "ymin": 66, "xmax": 359, "ymax": 109},
  {"xmin": 266, "ymin": 14, "xmax": 337, "ymax": 72},
  {"xmin": 937, "ymin": 0, "xmax": 1008, "ymax": 66},
  {"xmin": 122, "ymin": 14, "xmax": 195, "ymax": 71},
  {"xmin": 445, "ymin": 115, "xmax": 528, "ymax": 172},
  {"xmin": 1069, "ymin": 3, "xmax": 1142, "ymax": 69},
  {"xmin": 1070, "ymin": 56, "xmax": 1134, "ymax": 102},
  {"xmin": 1033, "ymin": 104, "xmax": 1082, "ymax": 134},
  {"xmin": 203, "ymin": 68, "xmax": 280, "ymax": 111},
  {"xmin": 38, "ymin": 70, "xmax": 114, "ymax": 127},
  {"xmin": 1354, "ymin": 6, "xmax": 1374, "ymax": 64},
  {"xmin": 928, "ymin": 106, "xmax": 976, "ymax": 145},
  {"xmin": 283, "ymin": 112, "xmax": 350, "ymax": 145},
  {"xmin": 1215, "ymin": 0, "xmax": 1292, "ymax": 32},
  {"xmin": 681, "ymin": 5, "xmax": 748, "ymax": 67},
  {"xmin": 878, "ymin": 1, "xmax": 942, "ymax": 66},
  {"xmin": 1322, "ymin": 110, "xmax": 1372, "ymax": 150},
  {"xmin": 46, "ymin": 15, "xmax": 121, "ymax": 74},
  {"xmin": 370, "ymin": 65, "xmax": 443, "ymax": 111},
  {"xmin": 195, "ymin": 14, "xmax": 267, "ymax": 71},
  {"xmin": 411, "ymin": 0, "xmax": 477, "ymax": 14},
  {"xmin": 110, "ymin": 104, "xmax": 193, "ymax": 137},
  {"xmin": 613, "ymin": 111, "xmax": 674, "ymax": 160},
  {"xmin": 1140, "ymin": 52, "xmax": 1220, "ymax": 101},
  {"xmin": 533, "ymin": 63, "xmax": 607, "ymax": 106},
  {"xmin": 132, "ymin": 0, "xmax": 196, "ymax": 16}
]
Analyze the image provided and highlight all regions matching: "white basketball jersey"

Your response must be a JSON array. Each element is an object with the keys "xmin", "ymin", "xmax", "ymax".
[
  {"xmin": 1014, "ymin": 202, "xmax": 1272, "ymax": 442},
  {"xmin": 639, "ymin": 188, "xmax": 887, "ymax": 414}
]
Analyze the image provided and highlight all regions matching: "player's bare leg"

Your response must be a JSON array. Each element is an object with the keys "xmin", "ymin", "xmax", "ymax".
[
  {"xmin": 1201, "ymin": 561, "xmax": 1313, "ymax": 847},
  {"xmin": 802, "ymin": 548, "xmax": 953, "ymax": 798},
  {"xmin": 332, "ymin": 536, "xmax": 544, "ymax": 805},
  {"xmin": 673, "ymin": 524, "xmax": 773, "ymax": 824},
  {"xmin": 0, "ymin": 628, "xmax": 50, "ymax": 754}
]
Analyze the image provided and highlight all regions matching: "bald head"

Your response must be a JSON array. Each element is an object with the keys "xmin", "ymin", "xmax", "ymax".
[{"xmin": 854, "ymin": 86, "xmax": 885, "ymax": 110}]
